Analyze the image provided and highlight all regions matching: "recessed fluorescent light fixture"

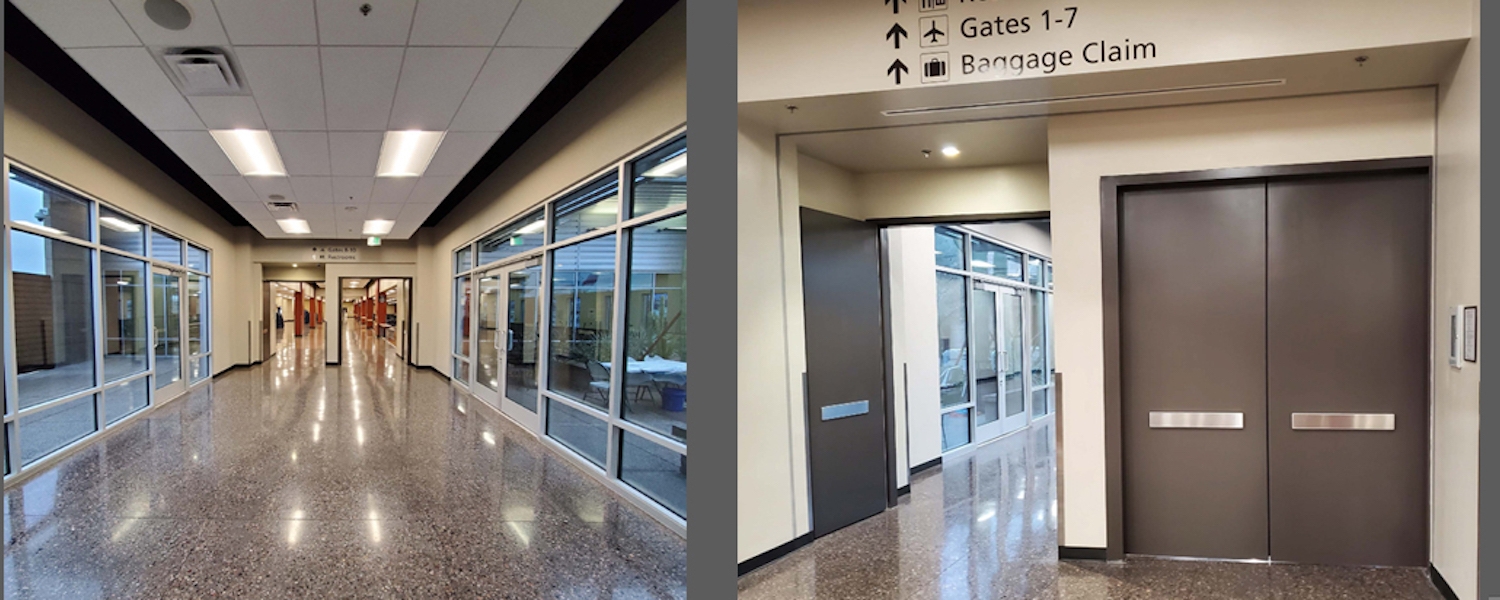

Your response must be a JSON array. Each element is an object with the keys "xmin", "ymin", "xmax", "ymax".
[
  {"xmin": 376, "ymin": 130, "xmax": 445, "ymax": 177},
  {"xmin": 277, "ymin": 219, "xmax": 311, "ymax": 234},
  {"xmin": 941, "ymin": 146, "xmax": 960, "ymax": 157},
  {"xmin": 642, "ymin": 152, "xmax": 687, "ymax": 178},
  {"xmin": 362, "ymin": 219, "xmax": 395, "ymax": 236},
  {"xmin": 209, "ymin": 129, "xmax": 287, "ymax": 176},
  {"xmin": 99, "ymin": 216, "xmax": 142, "ymax": 232}
]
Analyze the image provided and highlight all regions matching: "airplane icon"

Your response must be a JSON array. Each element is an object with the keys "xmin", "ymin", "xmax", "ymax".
[{"xmin": 919, "ymin": 16, "xmax": 947, "ymax": 47}]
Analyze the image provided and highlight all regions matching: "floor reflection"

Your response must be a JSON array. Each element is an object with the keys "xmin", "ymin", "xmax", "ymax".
[{"xmin": 4, "ymin": 326, "xmax": 685, "ymax": 599}]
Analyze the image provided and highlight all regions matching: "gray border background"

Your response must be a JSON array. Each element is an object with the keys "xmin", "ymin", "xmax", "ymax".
[{"xmin": 1483, "ymin": 0, "xmax": 1498, "ymax": 595}]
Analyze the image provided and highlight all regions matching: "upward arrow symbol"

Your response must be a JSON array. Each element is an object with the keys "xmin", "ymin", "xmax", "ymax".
[
  {"xmin": 885, "ymin": 0, "xmax": 905, "ymax": 15},
  {"xmin": 886, "ymin": 23, "xmax": 908, "ymax": 49},
  {"xmin": 887, "ymin": 58, "xmax": 909, "ymax": 84}
]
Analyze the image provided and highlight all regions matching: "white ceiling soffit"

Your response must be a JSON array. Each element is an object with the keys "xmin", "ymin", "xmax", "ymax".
[
  {"xmin": 11, "ymin": 0, "xmax": 624, "ymax": 239},
  {"xmin": 791, "ymin": 118, "xmax": 1050, "ymax": 174}
]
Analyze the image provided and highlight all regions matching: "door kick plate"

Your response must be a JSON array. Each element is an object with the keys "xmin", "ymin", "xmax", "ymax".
[
  {"xmin": 1148, "ymin": 411, "xmax": 1244, "ymax": 429},
  {"xmin": 1291, "ymin": 413, "xmax": 1395, "ymax": 431},
  {"xmin": 822, "ymin": 400, "xmax": 870, "ymax": 421}
]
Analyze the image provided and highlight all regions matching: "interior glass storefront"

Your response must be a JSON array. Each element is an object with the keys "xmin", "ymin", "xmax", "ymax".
[
  {"xmin": 451, "ymin": 131, "xmax": 687, "ymax": 528},
  {"xmin": 936, "ymin": 225, "xmax": 1054, "ymax": 453},
  {"xmin": 3, "ymin": 162, "xmax": 212, "ymax": 479}
]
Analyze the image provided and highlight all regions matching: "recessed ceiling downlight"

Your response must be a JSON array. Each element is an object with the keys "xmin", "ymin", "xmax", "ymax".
[{"xmin": 144, "ymin": 0, "xmax": 193, "ymax": 30}]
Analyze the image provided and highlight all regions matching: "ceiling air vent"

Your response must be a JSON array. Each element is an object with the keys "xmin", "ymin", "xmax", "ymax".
[
  {"xmin": 266, "ymin": 201, "xmax": 299, "ymax": 214},
  {"xmin": 157, "ymin": 47, "xmax": 247, "ymax": 96}
]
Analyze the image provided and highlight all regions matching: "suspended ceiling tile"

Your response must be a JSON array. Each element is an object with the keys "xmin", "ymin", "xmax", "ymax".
[
  {"xmin": 229, "ymin": 201, "xmax": 273, "ymax": 220},
  {"xmin": 234, "ymin": 46, "xmax": 326, "ymax": 130},
  {"xmin": 448, "ymin": 47, "xmax": 571, "ymax": 132},
  {"xmin": 328, "ymin": 132, "xmax": 384, "ymax": 175},
  {"xmin": 214, "ymin": 0, "xmax": 319, "ymax": 45},
  {"xmin": 315, "ymin": 0, "xmax": 416, "ymax": 46},
  {"xmin": 67, "ymin": 48, "xmax": 205, "ymax": 131},
  {"xmin": 422, "ymin": 131, "xmax": 498, "ymax": 177},
  {"xmin": 245, "ymin": 176, "xmax": 297, "ymax": 202},
  {"xmin": 371, "ymin": 178, "xmax": 418, "ymax": 204},
  {"xmin": 398, "ymin": 202, "xmax": 438, "ymax": 222},
  {"xmin": 331, "ymin": 176, "xmax": 375, "ymax": 204},
  {"xmin": 157, "ymin": 131, "xmax": 239, "ymax": 175},
  {"xmin": 295, "ymin": 203, "xmax": 337, "ymax": 235},
  {"xmin": 202, "ymin": 175, "xmax": 261, "ymax": 203},
  {"xmin": 272, "ymin": 131, "xmax": 332, "ymax": 176},
  {"xmin": 321, "ymin": 46, "xmax": 405, "ymax": 131},
  {"xmin": 365, "ymin": 203, "xmax": 404, "ymax": 220},
  {"xmin": 497, "ymin": 0, "xmax": 618, "ymax": 48},
  {"xmin": 387, "ymin": 47, "xmax": 490, "ymax": 131},
  {"xmin": 406, "ymin": 176, "xmax": 461, "ymax": 205},
  {"xmin": 290, "ymin": 176, "xmax": 335, "ymax": 204},
  {"xmin": 110, "ymin": 0, "xmax": 230, "ymax": 46},
  {"xmin": 408, "ymin": 0, "xmax": 520, "ymax": 46},
  {"xmin": 187, "ymin": 95, "xmax": 266, "ymax": 130},
  {"xmin": 10, "ymin": 0, "xmax": 142, "ymax": 48},
  {"xmin": 334, "ymin": 204, "xmax": 367, "ymax": 237}
]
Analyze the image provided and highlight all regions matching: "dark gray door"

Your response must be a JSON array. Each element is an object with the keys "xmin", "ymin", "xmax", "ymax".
[
  {"xmin": 1120, "ymin": 182, "xmax": 1270, "ymax": 559},
  {"xmin": 800, "ymin": 207, "xmax": 889, "ymax": 538},
  {"xmin": 1267, "ymin": 172, "xmax": 1430, "ymax": 567}
]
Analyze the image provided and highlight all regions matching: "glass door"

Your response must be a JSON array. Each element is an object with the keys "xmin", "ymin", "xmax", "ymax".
[
  {"xmin": 152, "ymin": 267, "xmax": 185, "ymax": 399},
  {"xmin": 975, "ymin": 282, "xmax": 1027, "ymax": 442},
  {"xmin": 473, "ymin": 271, "xmax": 503, "ymax": 407},
  {"xmin": 498, "ymin": 260, "xmax": 542, "ymax": 433},
  {"xmin": 998, "ymin": 286, "xmax": 1029, "ymax": 434}
]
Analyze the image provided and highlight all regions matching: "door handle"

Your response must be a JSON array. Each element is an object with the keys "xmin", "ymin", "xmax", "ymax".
[
  {"xmin": 1148, "ymin": 411, "xmax": 1244, "ymax": 429},
  {"xmin": 1291, "ymin": 413, "xmax": 1395, "ymax": 431}
]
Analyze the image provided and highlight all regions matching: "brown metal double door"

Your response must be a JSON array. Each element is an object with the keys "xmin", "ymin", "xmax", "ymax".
[{"xmin": 1121, "ymin": 169, "xmax": 1429, "ymax": 567}]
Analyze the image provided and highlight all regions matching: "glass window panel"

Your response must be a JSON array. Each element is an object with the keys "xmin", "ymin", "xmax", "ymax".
[
  {"xmin": 477, "ymin": 210, "xmax": 544, "ymax": 267},
  {"xmin": 934, "ymin": 227, "xmax": 964, "ymax": 270},
  {"xmin": 630, "ymin": 136, "xmax": 686, "ymax": 217},
  {"xmin": 546, "ymin": 399, "xmax": 607, "ymax": 467},
  {"xmin": 1030, "ymin": 290, "xmax": 1048, "ymax": 387},
  {"xmin": 455, "ymin": 246, "xmax": 472, "ymax": 273},
  {"xmin": 476, "ymin": 273, "xmax": 502, "ymax": 392},
  {"xmin": 620, "ymin": 430, "xmax": 686, "ymax": 518},
  {"xmin": 1032, "ymin": 386, "xmax": 1051, "ymax": 419},
  {"xmin": 187, "ymin": 274, "xmax": 207, "ymax": 355},
  {"xmin": 1027, "ymin": 256, "xmax": 1043, "ymax": 286},
  {"xmin": 552, "ymin": 175, "xmax": 620, "ymax": 243},
  {"xmin": 190, "ymin": 355, "xmax": 210, "ymax": 383},
  {"xmin": 104, "ymin": 376, "xmax": 149, "ymax": 424},
  {"xmin": 11, "ymin": 231, "xmax": 96, "ymax": 409},
  {"xmin": 941, "ymin": 408, "xmax": 970, "ymax": 452},
  {"xmin": 504, "ymin": 265, "xmax": 543, "ymax": 412},
  {"xmin": 19, "ymin": 395, "xmax": 97, "ymax": 466},
  {"xmin": 1046, "ymin": 262, "xmax": 1054, "ymax": 289},
  {"xmin": 101, "ymin": 253, "xmax": 149, "ymax": 382},
  {"xmin": 151, "ymin": 230, "xmax": 183, "ymax": 265},
  {"xmin": 622, "ymin": 216, "xmax": 686, "ymax": 442},
  {"xmin": 454, "ymin": 358, "xmax": 470, "ymax": 384},
  {"xmin": 187, "ymin": 244, "xmax": 209, "ymax": 272},
  {"xmin": 98, "ymin": 206, "xmax": 145, "ymax": 255},
  {"xmin": 971, "ymin": 237, "xmax": 1023, "ymax": 281},
  {"xmin": 454, "ymin": 276, "xmax": 471, "ymax": 355},
  {"xmin": 8, "ymin": 171, "xmax": 92, "ymax": 241},
  {"xmin": 935, "ymin": 272, "xmax": 968, "ymax": 408},
  {"xmin": 547, "ymin": 234, "xmax": 616, "ymax": 410},
  {"xmin": 153, "ymin": 272, "xmax": 182, "ymax": 390}
]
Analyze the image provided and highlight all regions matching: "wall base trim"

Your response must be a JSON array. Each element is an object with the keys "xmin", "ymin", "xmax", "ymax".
[
  {"xmin": 897, "ymin": 484, "xmax": 911, "ymax": 496},
  {"xmin": 1427, "ymin": 563, "xmax": 1459, "ymax": 600},
  {"xmin": 738, "ymin": 533, "xmax": 814, "ymax": 577},
  {"xmin": 1058, "ymin": 546, "xmax": 1109, "ymax": 561},
  {"xmin": 911, "ymin": 457, "xmax": 942, "ymax": 475}
]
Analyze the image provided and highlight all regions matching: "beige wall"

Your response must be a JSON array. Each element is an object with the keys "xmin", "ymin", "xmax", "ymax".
[
  {"xmin": 4, "ymin": 54, "xmax": 254, "ymax": 375},
  {"xmin": 261, "ymin": 265, "xmax": 327, "ymax": 282},
  {"xmin": 797, "ymin": 153, "xmax": 860, "ymax": 219},
  {"xmin": 857, "ymin": 164, "xmax": 1050, "ymax": 221},
  {"xmin": 1431, "ymin": 1, "xmax": 1481, "ymax": 598},
  {"xmin": 413, "ymin": 1, "xmax": 686, "ymax": 375},
  {"xmin": 1047, "ymin": 87, "xmax": 1438, "ymax": 549}
]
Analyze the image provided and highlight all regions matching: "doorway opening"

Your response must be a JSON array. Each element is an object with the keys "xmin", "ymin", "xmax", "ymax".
[
  {"xmin": 262, "ymin": 281, "xmax": 324, "ymax": 359},
  {"xmin": 336, "ymin": 277, "xmax": 412, "ymax": 367}
]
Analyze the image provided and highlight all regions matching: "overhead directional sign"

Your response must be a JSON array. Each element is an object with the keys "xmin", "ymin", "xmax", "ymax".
[
  {"xmin": 886, "ymin": 22, "xmax": 908, "ymax": 49},
  {"xmin": 885, "ymin": 0, "xmax": 905, "ymax": 15},
  {"xmin": 887, "ymin": 58, "xmax": 909, "ymax": 84}
]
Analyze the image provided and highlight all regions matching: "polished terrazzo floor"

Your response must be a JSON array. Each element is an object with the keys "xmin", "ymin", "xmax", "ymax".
[
  {"xmin": 4, "ymin": 323, "xmax": 686, "ymax": 599},
  {"xmin": 737, "ymin": 419, "xmax": 1443, "ymax": 600}
]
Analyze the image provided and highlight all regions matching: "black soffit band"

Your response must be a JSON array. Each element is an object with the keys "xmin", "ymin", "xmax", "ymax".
[
  {"xmin": 5, "ymin": 0, "xmax": 249, "ymax": 226},
  {"xmin": 423, "ymin": 0, "xmax": 680, "ymax": 227}
]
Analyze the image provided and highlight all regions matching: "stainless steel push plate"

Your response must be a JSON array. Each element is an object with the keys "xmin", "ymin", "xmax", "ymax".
[
  {"xmin": 1148, "ymin": 411, "xmax": 1244, "ymax": 429},
  {"xmin": 821, "ymin": 400, "xmax": 869, "ymax": 421},
  {"xmin": 1291, "ymin": 413, "xmax": 1395, "ymax": 431}
]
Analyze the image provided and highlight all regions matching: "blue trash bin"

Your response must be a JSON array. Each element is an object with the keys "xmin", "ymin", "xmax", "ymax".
[{"xmin": 661, "ymin": 387, "xmax": 687, "ymax": 412}]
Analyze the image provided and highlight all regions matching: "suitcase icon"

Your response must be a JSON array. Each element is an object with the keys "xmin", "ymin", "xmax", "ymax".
[{"xmin": 924, "ymin": 57, "xmax": 946, "ymax": 78}]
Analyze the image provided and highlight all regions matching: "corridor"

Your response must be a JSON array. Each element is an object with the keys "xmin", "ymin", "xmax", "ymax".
[
  {"xmin": 3, "ymin": 326, "xmax": 686, "ymax": 598},
  {"xmin": 736, "ymin": 420, "xmax": 1444, "ymax": 600}
]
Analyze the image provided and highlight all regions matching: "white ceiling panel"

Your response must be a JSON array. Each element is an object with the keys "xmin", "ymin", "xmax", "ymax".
[
  {"xmin": 424, "ymin": 131, "xmax": 498, "ymax": 176},
  {"xmin": 406, "ymin": 176, "xmax": 462, "ymax": 205},
  {"xmin": 290, "ymin": 176, "xmax": 335, "ymax": 204},
  {"xmin": 315, "ymin": 0, "xmax": 416, "ymax": 45},
  {"xmin": 203, "ymin": 175, "xmax": 261, "ymax": 204},
  {"xmin": 321, "ymin": 46, "xmax": 405, "ymax": 131},
  {"xmin": 187, "ymin": 96, "xmax": 266, "ymax": 130},
  {"xmin": 234, "ymin": 46, "xmax": 327, "ymax": 130},
  {"xmin": 67, "ymin": 48, "xmax": 205, "ymax": 131},
  {"xmin": 294, "ymin": 203, "xmax": 337, "ymax": 235},
  {"xmin": 408, "ymin": 0, "xmax": 520, "ymax": 46},
  {"xmin": 10, "ymin": 0, "xmax": 142, "ymax": 48},
  {"xmin": 387, "ymin": 47, "xmax": 490, "ymax": 130},
  {"xmin": 497, "ymin": 0, "xmax": 618, "ymax": 48},
  {"xmin": 332, "ymin": 177, "xmax": 375, "ymax": 204},
  {"xmin": 365, "ymin": 203, "xmax": 404, "ymax": 220},
  {"xmin": 272, "ymin": 132, "xmax": 333, "ymax": 175},
  {"xmin": 229, "ymin": 201, "xmax": 274, "ymax": 220},
  {"xmin": 334, "ymin": 204, "xmax": 366, "ymax": 237},
  {"xmin": 398, "ymin": 203, "xmax": 438, "ymax": 222},
  {"xmin": 157, "ymin": 131, "xmax": 239, "ymax": 175},
  {"xmin": 245, "ymin": 176, "xmax": 297, "ymax": 202},
  {"xmin": 214, "ymin": 0, "xmax": 319, "ymax": 45},
  {"xmin": 371, "ymin": 178, "xmax": 418, "ymax": 204},
  {"xmin": 111, "ymin": 0, "xmax": 230, "ymax": 47},
  {"xmin": 329, "ymin": 132, "xmax": 384, "ymax": 175},
  {"xmin": 448, "ymin": 47, "xmax": 571, "ymax": 132}
]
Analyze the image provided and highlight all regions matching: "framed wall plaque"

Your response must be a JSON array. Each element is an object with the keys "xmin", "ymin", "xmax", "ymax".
[{"xmin": 1462, "ymin": 305, "xmax": 1478, "ymax": 363}]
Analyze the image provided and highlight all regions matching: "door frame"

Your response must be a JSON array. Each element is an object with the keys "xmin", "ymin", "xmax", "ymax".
[
  {"xmin": 974, "ymin": 281, "xmax": 1028, "ymax": 443},
  {"xmin": 151, "ymin": 266, "xmax": 186, "ymax": 401},
  {"xmin": 334, "ymin": 277, "xmax": 412, "ymax": 366},
  {"xmin": 1098, "ymin": 156, "xmax": 1433, "ymax": 561}
]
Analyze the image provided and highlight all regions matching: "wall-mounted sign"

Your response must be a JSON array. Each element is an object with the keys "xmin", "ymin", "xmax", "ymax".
[
  {"xmin": 310, "ymin": 246, "xmax": 360, "ymax": 262},
  {"xmin": 1463, "ymin": 305, "xmax": 1478, "ymax": 363}
]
